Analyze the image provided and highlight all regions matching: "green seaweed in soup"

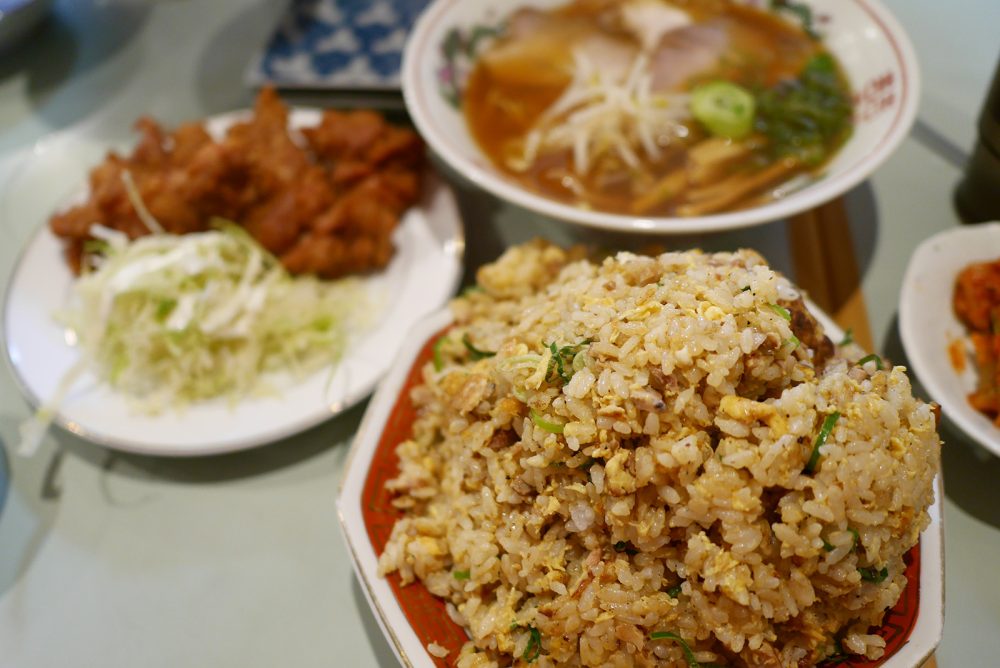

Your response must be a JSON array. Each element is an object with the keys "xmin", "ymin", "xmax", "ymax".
[{"xmin": 462, "ymin": 0, "xmax": 853, "ymax": 217}]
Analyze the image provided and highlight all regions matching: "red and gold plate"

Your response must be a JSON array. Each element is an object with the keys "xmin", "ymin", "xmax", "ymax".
[{"xmin": 337, "ymin": 308, "xmax": 944, "ymax": 668}]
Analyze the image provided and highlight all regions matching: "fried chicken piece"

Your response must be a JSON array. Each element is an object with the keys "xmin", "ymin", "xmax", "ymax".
[
  {"xmin": 49, "ymin": 201, "xmax": 100, "ymax": 240},
  {"xmin": 282, "ymin": 172, "xmax": 408, "ymax": 278},
  {"xmin": 243, "ymin": 166, "xmax": 336, "ymax": 256},
  {"xmin": 281, "ymin": 232, "xmax": 395, "ymax": 279},
  {"xmin": 225, "ymin": 88, "xmax": 312, "ymax": 191},
  {"xmin": 179, "ymin": 141, "xmax": 251, "ymax": 219},
  {"xmin": 304, "ymin": 109, "xmax": 424, "ymax": 184},
  {"xmin": 375, "ymin": 168, "xmax": 422, "ymax": 210},
  {"xmin": 303, "ymin": 109, "xmax": 386, "ymax": 161},
  {"xmin": 170, "ymin": 122, "xmax": 213, "ymax": 164},
  {"xmin": 130, "ymin": 116, "xmax": 170, "ymax": 169},
  {"xmin": 48, "ymin": 86, "xmax": 424, "ymax": 278}
]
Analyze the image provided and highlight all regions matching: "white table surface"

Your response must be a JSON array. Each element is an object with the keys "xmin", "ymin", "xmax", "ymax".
[{"xmin": 0, "ymin": 1, "xmax": 999, "ymax": 666}]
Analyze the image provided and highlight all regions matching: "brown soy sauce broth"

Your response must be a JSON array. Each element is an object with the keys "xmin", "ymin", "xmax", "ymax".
[{"xmin": 463, "ymin": 0, "xmax": 850, "ymax": 217}]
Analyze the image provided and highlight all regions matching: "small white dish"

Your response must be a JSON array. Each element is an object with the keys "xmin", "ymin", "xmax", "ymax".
[
  {"xmin": 1, "ymin": 109, "xmax": 464, "ymax": 457},
  {"xmin": 900, "ymin": 222, "xmax": 1000, "ymax": 457},
  {"xmin": 339, "ymin": 304, "xmax": 943, "ymax": 668},
  {"xmin": 402, "ymin": 0, "xmax": 919, "ymax": 234}
]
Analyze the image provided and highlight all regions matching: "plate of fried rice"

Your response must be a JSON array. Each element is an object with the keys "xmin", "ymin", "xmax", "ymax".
[{"xmin": 338, "ymin": 241, "xmax": 943, "ymax": 667}]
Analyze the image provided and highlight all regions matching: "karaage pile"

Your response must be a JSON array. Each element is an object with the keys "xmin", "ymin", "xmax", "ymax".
[{"xmin": 50, "ymin": 88, "xmax": 423, "ymax": 279}]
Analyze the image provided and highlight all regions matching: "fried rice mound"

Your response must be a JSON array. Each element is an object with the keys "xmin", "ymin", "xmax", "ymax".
[{"xmin": 378, "ymin": 241, "xmax": 940, "ymax": 668}]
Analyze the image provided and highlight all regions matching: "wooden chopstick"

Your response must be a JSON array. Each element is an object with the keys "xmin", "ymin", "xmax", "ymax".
[{"xmin": 788, "ymin": 196, "xmax": 875, "ymax": 352}]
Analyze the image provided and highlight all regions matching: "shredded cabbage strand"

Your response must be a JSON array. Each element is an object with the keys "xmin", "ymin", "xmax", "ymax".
[{"xmin": 59, "ymin": 223, "xmax": 361, "ymax": 414}]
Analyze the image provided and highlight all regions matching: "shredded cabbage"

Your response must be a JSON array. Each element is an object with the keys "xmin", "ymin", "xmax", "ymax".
[{"xmin": 59, "ymin": 223, "xmax": 361, "ymax": 413}]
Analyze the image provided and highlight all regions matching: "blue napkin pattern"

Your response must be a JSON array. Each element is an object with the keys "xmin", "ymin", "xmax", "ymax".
[{"xmin": 248, "ymin": 0, "xmax": 431, "ymax": 90}]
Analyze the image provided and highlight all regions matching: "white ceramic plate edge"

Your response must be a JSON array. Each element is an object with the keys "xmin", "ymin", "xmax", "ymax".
[
  {"xmin": 338, "ymin": 303, "xmax": 944, "ymax": 668},
  {"xmin": 337, "ymin": 308, "xmax": 454, "ymax": 668}
]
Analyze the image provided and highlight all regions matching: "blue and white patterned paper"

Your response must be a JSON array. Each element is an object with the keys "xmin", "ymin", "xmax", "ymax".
[{"xmin": 247, "ymin": 0, "xmax": 431, "ymax": 90}]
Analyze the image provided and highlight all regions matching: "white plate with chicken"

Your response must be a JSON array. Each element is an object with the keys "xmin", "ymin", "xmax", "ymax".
[{"xmin": 3, "ymin": 93, "xmax": 464, "ymax": 456}]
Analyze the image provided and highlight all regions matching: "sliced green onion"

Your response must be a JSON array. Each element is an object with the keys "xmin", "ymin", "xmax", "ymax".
[
  {"xmin": 523, "ymin": 626, "xmax": 542, "ymax": 663},
  {"xmin": 767, "ymin": 303, "xmax": 792, "ymax": 321},
  {"xmin": 805, "ymin": 411, "xmax": 840, "ymax": 474},
  {"xmin": 530, "ymin": 408, "xmax": 564, "ymax": 434},
  {"xmin": 544, "ymin": 339, "xmax": 592, "ymax": 384},
  {"xmin": 691, "ymin": 81, "xmax": 756, "ymax": 139},
  {"xmin": 666, "ymin": 583, "xmax": 683, "ymax": 598},
  {"xmin": 649, "ymin": 631, "xmax": 701, "ymax": 668},
  {"xmin": 785, "ymin": 335, "xmax": 800, "ymax": 350},
  {"xmin": 453, "ymin": 569, "xmax": 471, "ymax": 580},
  {"xmin": 432, "ymin": 335, "xmax": 448, "ymax": 372},
  {"xmin": 858, "ymin": 353, "xmax": 883, "ymax": 370},
  {"xmin": 849, "ymin": 527, "xmax": 860, "ymax": 548},
  {"xmin": 858, "ymin": 566, "xmax": 889, "ymax": 583},
  {"xmin": 838, "ymin": 328, "xmax": 854, "ymax": 346},
  {"xmin": 463, "ymin": 333, "xmax": 496, "ymax": 360},
  {"xmin": 546, "ymin": 342, "xmax": 563, "ymax": 383},
  {"xmin": 821, "ymin": 539, "xmax": 835, "ymax": 553},
  {"xmin": 499, "ymin": 354, "xmax": 543, "ymax": 372}
]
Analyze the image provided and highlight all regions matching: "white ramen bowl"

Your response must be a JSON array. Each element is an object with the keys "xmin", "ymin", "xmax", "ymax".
[{"xmin": 403, "ymin": 0, "xmax": 919, "ymax": 234}]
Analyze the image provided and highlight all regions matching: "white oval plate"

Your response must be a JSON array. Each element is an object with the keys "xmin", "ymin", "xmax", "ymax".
[
  {"xmin": 339, "ymin": 304, "xmax": 943, "ymax": 668},
  {"xmin": 403, "ymin": 0, "xmax": 919, "ymax": 234},
  {"xmin": 2, "ymin": 109, "xmax": 464, "ymax": 456},
  {"xmin": 900, "ymin": 222, "xmax": 1000, "ymax": 457}
]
